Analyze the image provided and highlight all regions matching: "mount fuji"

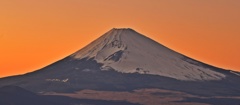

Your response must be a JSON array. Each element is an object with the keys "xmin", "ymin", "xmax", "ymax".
[
  {"xmin": 0, "ymin": 28, "xmax": 240, "ymax": 105},
  {"xmin": 72, "ymin": 28, "xmax": 225, "ymax": 81}
]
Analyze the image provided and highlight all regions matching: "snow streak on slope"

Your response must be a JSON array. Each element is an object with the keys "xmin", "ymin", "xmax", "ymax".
[{"xmin": 72, "ymin": 28, "xmax": 225, "ymax": 81}]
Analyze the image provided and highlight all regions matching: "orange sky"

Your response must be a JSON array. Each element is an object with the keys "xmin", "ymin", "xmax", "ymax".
[{"xmin": 0, "ymin": 0, "xmax": 240, "ymax": 78}]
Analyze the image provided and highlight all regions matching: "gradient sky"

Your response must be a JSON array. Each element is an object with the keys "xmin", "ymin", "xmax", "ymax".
[{"xmin": 0, "ymin": 0, "xmax": 239, "ymax": 78}]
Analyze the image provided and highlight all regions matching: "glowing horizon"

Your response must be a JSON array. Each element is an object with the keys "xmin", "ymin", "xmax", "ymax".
[{"xmin": 0, "ymin": 0, "xmax": 239, "ymax": 78}]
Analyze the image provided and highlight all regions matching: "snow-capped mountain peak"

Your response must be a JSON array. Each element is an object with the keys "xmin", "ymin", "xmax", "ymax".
[{"xmin": 71, "ymin": 28, "xmax": 226, "ymax": 81}]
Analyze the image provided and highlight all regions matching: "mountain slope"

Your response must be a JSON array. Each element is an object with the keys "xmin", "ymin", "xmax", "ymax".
[
  {"xmin": 0, "ymin": 86, "xmax": 56, "ymax": 105},
  {"xmin": 72, "ymin": 28, "xmax": 225, "ymax": 81},
  {"xmin": 0, "ymin": 86, "xmax": 138, "ymax": 105}
]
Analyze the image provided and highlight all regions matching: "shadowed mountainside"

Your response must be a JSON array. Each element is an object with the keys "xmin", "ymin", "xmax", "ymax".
[
  {"xmin": 0, "ymin": 85, "xmax": 139, "ymax": 105},
  {"xmin": 0, "ymin": 58, "xmax": 240, "ymax": 97}
]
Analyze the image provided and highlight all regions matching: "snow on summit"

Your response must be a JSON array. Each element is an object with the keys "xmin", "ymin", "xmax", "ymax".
[{"xmin": 72, "ymin": 28, "xmax": 226, "ymax": 81}]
